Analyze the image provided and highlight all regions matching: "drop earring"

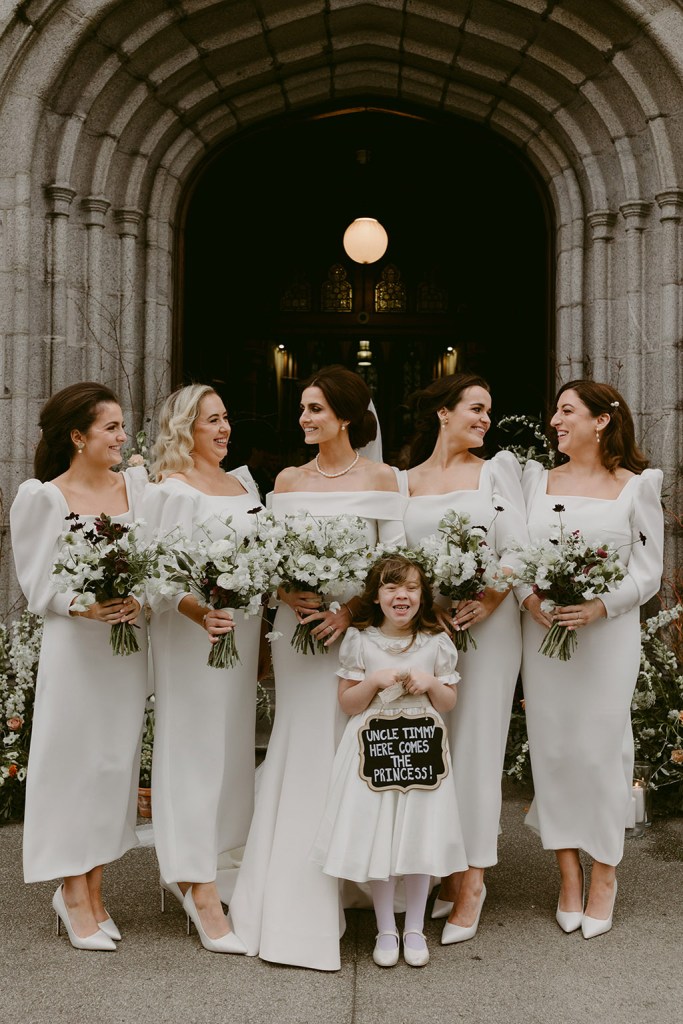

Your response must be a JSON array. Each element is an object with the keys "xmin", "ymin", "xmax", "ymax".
[
  {"xmin": 77, "ymin": 442, "xmax": 85, "ymax": 454},
  {"xmin": 595, "ymin": 429, "xmax": 600, "ymax": 444}
]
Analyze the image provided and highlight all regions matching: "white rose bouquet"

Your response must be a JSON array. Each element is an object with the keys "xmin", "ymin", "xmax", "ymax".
[
  {"xmin": 52, "ymin": 514, "xmax": 162, "ymax": 655},
  {"xmin": 153, "ymin": 507, "xmax": 283, "ymax": 669},
  {"xmin": 509, "ymin": 503, "xmax": 640, "ymax": 661},
  {"xmin": 417, "ymin": 508, "xmax": 505, "ymax": 651},
  {"xmin": 278, "ymin": 512, "xmax": 374, "ymax": 655}
]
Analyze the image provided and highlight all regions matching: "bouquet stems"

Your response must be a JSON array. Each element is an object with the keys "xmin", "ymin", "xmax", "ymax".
[
  {"xmin": 207, "ymin": 630, "xmax": 240, "ymax": 669},
  {"xmin": 538, "ymin": 621, "xmax": 578, "ymax": 661},
  {"xmin": 109, "ymin": 621, "xmax": 141, "ymax": 656},
  {"xmin": 291, "ymin": 621, "xmax": 328, "ymax": 656},
  {"xmin": 453, "ymin": 627, "xmax": 478, "ymax": 653}
]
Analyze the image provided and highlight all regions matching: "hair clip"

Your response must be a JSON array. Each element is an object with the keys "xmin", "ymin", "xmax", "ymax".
[{"xmin": 610, "ymin": 401, "xmax": 619, "ymax": 408}]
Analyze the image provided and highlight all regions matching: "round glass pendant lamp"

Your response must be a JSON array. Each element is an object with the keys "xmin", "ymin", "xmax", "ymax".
[{"xmin": 343, "ymin": 218, "xmax": 388, "ymax": 264}]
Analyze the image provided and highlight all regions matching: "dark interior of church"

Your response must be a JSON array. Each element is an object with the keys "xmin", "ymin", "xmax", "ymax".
[{"xmin": 179, "ymin": 104, "xmax": 552, "ymax": 473}]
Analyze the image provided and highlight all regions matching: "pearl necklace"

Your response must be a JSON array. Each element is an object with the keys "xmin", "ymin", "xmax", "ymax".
[{"xmin": 314, "ymin": 449, "xmax": 360, "ymax": 478}]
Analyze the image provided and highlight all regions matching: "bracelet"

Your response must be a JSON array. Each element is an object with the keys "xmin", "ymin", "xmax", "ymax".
[
  {"xmin": 202, "ymin": 613, "xmax": 208, "ymax": 628},
  {"xmin": 343, "ymin": 603, "xmax": 353, "ymax": 622}
]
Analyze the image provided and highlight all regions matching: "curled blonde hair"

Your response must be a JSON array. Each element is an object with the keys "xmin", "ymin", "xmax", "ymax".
[{"xmin": 149, "ymin": 384, "xmax": 217, "ymax": 481}]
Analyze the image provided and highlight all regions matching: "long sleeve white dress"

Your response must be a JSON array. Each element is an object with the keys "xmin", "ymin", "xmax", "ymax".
[
  {"xmin": 11, "ymin": 467, "xmax": 149, "ymax": 882},
  {"xmin": 520, "ymin": 461, "xmax": 664, "ymax": 865},
  {"xmin": 402, "ymin": 450, "xmax": 527, "ymax": 868},
  {"xmin": 311, "ymin": 626, "xmax": 468, "ymax": 882},
  {"xmin": 229, "ymin": 489, "xmax": 406, "ymax": 971},
  {"xmin": 143, "ymin": 467, "xmax": 261, "ymax": 900}
]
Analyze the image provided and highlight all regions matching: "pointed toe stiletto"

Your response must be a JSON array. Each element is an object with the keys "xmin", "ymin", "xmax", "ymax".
[
  {"xmin": 372, "ymin": 929, "xmax": 400, "ymax": 967},
  {"xmin": 98, "ymin": 915, "xmax": 122, "ymax": 941},
  {"xmin": 183, "ymin": 888, "xmax": 247, "ymax": 954},
  {"xmin": 582, "ymin": 880, "xmax": 617, "ymax": 939},
  {"xmin": 430, "ymin": 898, "xmax": 454, "ymax": 920},
  {"xmin": 556, "ymin": 869, "xmax": 585, "ymax": 934},
  {"xmin": 52, "ymin": 886, "xmax": 116, "ymax": 952},
  {"xmin": 160, "ymin": 878, "xmax": 185, "ymax": 912},
  {"xmin": 441, "ymin": 884, "xmax": 487, "ymax": 945},
  {"xmin": 402, "ymin": 930, "xmax": 429, "ymax": 967}
]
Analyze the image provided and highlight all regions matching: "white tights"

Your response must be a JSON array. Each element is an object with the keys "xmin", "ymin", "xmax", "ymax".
[{"xmin": 371, "ymin": 874, "xmax": 430, "ymax": 951}]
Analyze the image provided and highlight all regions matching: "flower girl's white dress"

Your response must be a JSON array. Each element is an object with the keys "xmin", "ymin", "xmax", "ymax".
[
  {"xmin": 11, "ymin": 467, "xmax": 149, "ymax": 882},
  {"xmin": 519, "ymin": 461, "xmax": 663, "ymax": 865}
]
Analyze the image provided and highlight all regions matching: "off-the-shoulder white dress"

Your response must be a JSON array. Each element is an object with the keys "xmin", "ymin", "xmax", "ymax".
[
  {"xmin": 520, "ymin": 462, "xmax": 664, "ymax": 865},
  {"xmin": 230, "ymin": 489, "xmax": 406, "ymax": 971},
  {"xmin": 10, "ymin": 467, "xmax": 149, "ymax": 882},
  {"xmin": 143, "ymin": 467, "xmax": 261, "ymax": 900},
  {"xmin": 311, "ymin": 626, "xmax": 468, "ymax": 883},
  {"xmin": 402, "ymin": 450, "xmax": 527, "ymax": 868}
]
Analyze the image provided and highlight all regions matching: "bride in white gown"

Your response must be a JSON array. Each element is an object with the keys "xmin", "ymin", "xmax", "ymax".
[
  {"xmin": 230, "ymin": 365, "xmax": 406, "ymax": 971},
  {"xmin": 519, "ymin": 381, "xmax": 663, "ymax": 939}
]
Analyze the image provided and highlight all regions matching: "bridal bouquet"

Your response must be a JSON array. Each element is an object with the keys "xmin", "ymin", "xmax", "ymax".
[
  {"xmin": 52, "ymin": 514, "xmax": 162, "ymax": 655},
  {"xmin": 278, "ymin": 512, "xmax": 374, "ymax": 654},
  {"xmin": 509, "ymin": 504, "xmax": 635, "ymax": 661},
  {"xmin": 154, "ymin": 507, "xmax": 283, "ymax": 669},
  {"xmin": 418, "ymin": 508, "xmax": 504, "ymax": 651}
]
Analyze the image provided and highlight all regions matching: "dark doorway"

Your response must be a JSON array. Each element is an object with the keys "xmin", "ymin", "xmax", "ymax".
[{"xmin": 178, "ymin": 105, "xmax": 552, "ymax": 470}]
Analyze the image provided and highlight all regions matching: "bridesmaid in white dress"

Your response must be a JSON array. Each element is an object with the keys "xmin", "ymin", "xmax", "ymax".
[
  {"xmin": 230, "ymin": 365, "xmax": 406, "ymax": 971},
  {"xmin": 520, "ymin": 380, "xmax": 663, "ymax": 938},
  {"xmin": 11, "ymin": 383, "xmax": 148, "ymax": 950},
  {"xmin": 402, "ymin": 373, "xmax": 527, "ymax": 943},
  {"xmin": 144, "ymin": 385, "xmax": 261, "ymax": 954}
]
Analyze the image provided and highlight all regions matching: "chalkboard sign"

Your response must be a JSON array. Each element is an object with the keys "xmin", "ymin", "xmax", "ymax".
[{"xmin": 358, "ymin": 712, "xmax": 449, "ymax": 792}]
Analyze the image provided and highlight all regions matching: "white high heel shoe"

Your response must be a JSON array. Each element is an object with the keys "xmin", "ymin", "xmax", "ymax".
[
  {"xmin": 441, "ymin": 884, "xmax": 487, "ymax": 945},
  {"xmin": 430, "ymin": 897, "xmax": 454, "ymax": 920},
  {"xmin": 97, "ymin": 915, "xmax": 122, "ymax": 941},
  {"xmin": 183, "ymin": 887, "xmax": 247, "ymax": 954},
  {"xmin": 52, "ymin": 886, "xmax": 116, "ymax": 952},
  {"xmin": 582, "ymin": 879, "xmax": 617, "ymax": 939},
  {"xmin": 160, "ymin": 877, "xmax": 185, "ymax": 912},
  {"xmin": 556, "ymin": 869, "xmax": 585, "ymax": 933}
]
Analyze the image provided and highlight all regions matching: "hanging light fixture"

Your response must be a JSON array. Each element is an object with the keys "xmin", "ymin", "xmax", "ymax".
[
  {"xmin": 343, "ymin": 218, "xmax": 388, "ymax": 264},
  {"xmin": 356, "ymin": 339, "xmax": 372, "ymax": 367}
]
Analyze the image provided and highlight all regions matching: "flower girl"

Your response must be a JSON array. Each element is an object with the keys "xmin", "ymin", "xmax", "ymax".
[{"xmin": 311, "ymin": 555, "xmax": 468, "ymax": 967}]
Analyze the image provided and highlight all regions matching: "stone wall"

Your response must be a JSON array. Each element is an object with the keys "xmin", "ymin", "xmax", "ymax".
[{"xmin": 0, "ymin": 0, "xmax": 681, "ymax": 607}]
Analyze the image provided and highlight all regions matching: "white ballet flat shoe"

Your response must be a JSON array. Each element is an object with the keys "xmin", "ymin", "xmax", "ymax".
[
  {"xmin": 430, "ymin": 897, "xmax": 454, "ymax": 920},
  {"xmin": 97, "ymin": 915, "xmax": 122, "ymax": 941},
  {"xmin": 183, "ymin": 888, "xmax": 247, "ymax": 954},
  {"xmin": 556, "ymin": 869, "xmax": 585, "ymax": 933},
  {"xmin": 52, "ymin": 886, "xmax": 116, "ymax": 952},
  {"xmin": 582, "ymin": 880, "xmax": 617, "ymax": 939},
  {"xmin": 402, "ymin": 930, "xmax": 429, "ymax": 967},
  {"xmin": 441, "ymin": 884, "xmax": 487, "ymax": 945},
  {"xmin": 372, "ymin": 930, "xmax": 400, "ymax": 967},
  {"xmin": 160, "ymin": 877, "xmax": 185, "ymax": 912}
]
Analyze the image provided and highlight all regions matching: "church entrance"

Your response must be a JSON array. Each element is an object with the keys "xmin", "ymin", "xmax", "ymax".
[{"xmin": 177, "ymin": 105, "xmax": 552, "ymax": 475}]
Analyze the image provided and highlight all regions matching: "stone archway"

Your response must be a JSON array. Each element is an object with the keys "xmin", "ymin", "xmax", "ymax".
[{"xmin": 0, "ymin": 0, "xmax": 682, "ymax": 598}]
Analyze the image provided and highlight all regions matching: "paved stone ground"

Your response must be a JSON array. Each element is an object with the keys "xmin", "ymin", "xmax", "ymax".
[{"xmin": 1, "ymin": 789, "xmax": 681, "ymax": 1024}]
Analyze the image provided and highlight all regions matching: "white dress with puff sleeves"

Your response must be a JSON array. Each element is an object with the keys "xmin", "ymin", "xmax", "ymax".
[
  {"xmin": 11, "ymin": 467, "xmax": 149, "ymax": 883},
  {"xmin": 520, "ymin": 461, "xmax": 664, "ymax": 865}
]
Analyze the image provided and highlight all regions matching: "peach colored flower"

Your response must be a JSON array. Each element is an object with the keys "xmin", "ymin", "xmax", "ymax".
[
  {"xmin": 8, "ymin": 764, "xmax": 18, "ymax": 777},
  {"xmin": 6, "ymin": 716, "xmax": 23, "ymax": 731},
  {"xmin": 679, "ymin": 710, "xmax": 683, "ymax": 723},
  {"xmin": 520, "ymin": 699, "xmax": 526, "ymax": 711},
  {"xmin": 127, "ymin": 453, "xmax": 145, "ymax": 467},
  {"xmin": 671, "ymin": 749, "xmax": 683, "ymax": 764}
]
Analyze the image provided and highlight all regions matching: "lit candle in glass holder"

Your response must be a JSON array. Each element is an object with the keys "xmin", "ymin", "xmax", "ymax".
[
  {"xmin": 632, "ymin": 762, "xmax": 653, "ymax": 827},
  {"xmin": 632, "ymin": 780, "xmax": 646, "ymax": 823}
]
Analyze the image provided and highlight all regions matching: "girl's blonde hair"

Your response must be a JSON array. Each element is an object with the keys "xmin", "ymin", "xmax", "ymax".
[{"xmin": 149, "ymin": 384, "xmax": 217, "ymax": 481}]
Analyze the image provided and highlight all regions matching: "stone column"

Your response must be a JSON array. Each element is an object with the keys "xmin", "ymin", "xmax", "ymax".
[
  {"xmin": 586, "ymin": 210, "xmax": 617, "ymax": 383},
  {"xmin": 45, "ymin": 183, "xmax": 76, "ymax": 393},
  {"xmin": 619, "ymin": 201, "xmax": 650, "ymax": 432},
  {"xmin": 654, "ymin": 190, "xmax": 683, "ymax": 525},
  {"xmin": 81, "ymin": 196, "xmax": 111, "ymax": 382},
  {"xmin": 114, "ymin": 208, "xmax": 142, "ymax": 417}
]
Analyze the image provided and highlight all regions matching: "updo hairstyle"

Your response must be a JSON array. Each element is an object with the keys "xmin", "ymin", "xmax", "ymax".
[
  {"xmin": 34, "ymin": 381, "xmax": 119, "ymax": 482},
  {"xmin": 149, "ymin": 384, "xmax": 217, "ymax": 481},
  {"xmin": 302, "ymin": 365, "xmax": 376, "ymax": 450},
  {"xmin": 553, "ymin": 380, "xmax": 648, "ymax": 474},
  {"xmin": 408, "ymin": 372, "xmax": 490, "ymax": 467}
]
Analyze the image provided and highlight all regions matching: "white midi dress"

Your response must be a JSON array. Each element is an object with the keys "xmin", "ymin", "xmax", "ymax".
[
  {"xmin": 311, "ymin": 627, "xmax": 468, "ymax": 883},
  {"xmin": 143, "ymin": 468, "xmax": 261, "ymax": 899},
  {"xmin": 519, "ymin": 461, "xmax": 664, "ymax": 866},
  {"xmin": 11, "ymin": 467, "xmax": 149, "ymax": 883},
  {"xmin": 229, "ymin": 489, "xmax": 406, "ymax": 971},
  {"xmin": 402, "ymin": 450, "xmax": 526, "ymax": 868}
]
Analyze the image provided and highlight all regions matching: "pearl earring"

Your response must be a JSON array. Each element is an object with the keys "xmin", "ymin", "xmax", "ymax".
[
  {"xmin": 341, "ymin": 424, "xmax": 346, "ymax": 432},
  {"xmin": 440, "ymin": 419, "xmax": 448, "ymax": 430},
  {"xmin": 77, "ymin": 442, "xmax": 85, "ymax": 454},
  {"xmin": 595, "ymin": 429, "xmax": 600, "ymax": 444}
]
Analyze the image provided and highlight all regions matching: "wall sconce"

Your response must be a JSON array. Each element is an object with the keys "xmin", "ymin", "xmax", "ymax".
[
  {"xmin": 343, "ymin": 218, "xmax": 388, "ymax": 264},
  {"xmin": 356, "ymin": 339, "xmax": 372, "ymax": 366}
]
